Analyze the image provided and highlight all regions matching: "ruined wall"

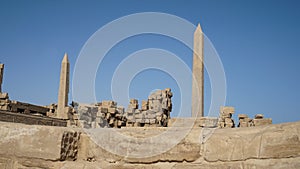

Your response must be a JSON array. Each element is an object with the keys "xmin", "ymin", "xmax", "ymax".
[
  {"xmin": 0, "ymin": 120, "xmax": 299, "ymax": 168},
  {"xmin": 0, "ymin": 110, "xmax": 67, "ymax": 127}
]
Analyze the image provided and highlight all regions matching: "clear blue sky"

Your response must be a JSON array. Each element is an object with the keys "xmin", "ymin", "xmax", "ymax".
[{"xmin": 0, "ymin": 0, "xmax": 299, "ymax": 124}]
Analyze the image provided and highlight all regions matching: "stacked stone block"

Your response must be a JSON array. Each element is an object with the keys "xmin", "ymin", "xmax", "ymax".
[
  {"xmin": 0, "ymin": 93, "xmax": 10, "ymax": 111},
  {"xmin": 141, "ymin": 100, "xmax": 148, "ymax": 111},
  {"xmin": 75, "ymin": 88, "xmax": 173, "ymax": 128},
  {"xmin": 77, "ymin": 105, "xmax": 97, "ymax": 128},
  {"xmin": 238, "ymin": 114, "xmax": 272, "ymax": 127},
  {"xmin": 125, "ymin": 88, "xmax": 173, "ymax": 127},
  {"xmin": 218, "ymin": 106, "xmax": 235, "ymax": 128},
  {"xmin": 237, "ymin": 114, "xmax": 253, "ymax": 127},
  {"xmin": 95, "ymin": 101, "xmax": 126, "ymax": 128},
  {"xmin": 125, "ymin": 99, "xmax": 139, "ymax": 127},
  {"xmin": 253, "ymin": 114, "xmax": 272, "ymax": 126}
]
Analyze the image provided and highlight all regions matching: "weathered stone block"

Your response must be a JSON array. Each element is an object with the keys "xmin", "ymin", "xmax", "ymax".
[
  {"xmin": 0, "ymin": 122, "xmax": 66, "ymax": 160},
  {"xmin": 238, "ymin": 114, "xmax": 248, "ymax": 119},
  {"xmin": 108, "ymin": 107, "xmax": 116, "ymax": 114},
  {"xmin": 255, "ymin": 114, "xmax": 264, "ymax": 119},
  {"xmin": 225, "ymin": 118, "xmax": 233, "ymax": 124},
  {"xmin": 220, "ymin": 106, "xmax": 235, "ymax": 114},
  {"xmin": 253, "ymin": 118, "xmax": 272, "ymax": 126},
  {"xmin": 199, "ymin": 117, "xmax": 218, "ymax": 128},
  {"xmin": 102, "ymin": 100, "xmax": 116, "ymax": 108},
  {"xmin": 239, "ymin": 121, "xmax": 248, "ymax": 127},
  {"xmin": 0, "ymin": 93, "xmax": 8, "ymax": 100}
]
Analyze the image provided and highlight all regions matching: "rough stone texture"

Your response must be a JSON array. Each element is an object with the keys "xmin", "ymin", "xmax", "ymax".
[
  {"xmin": 60, "ymin": 131, "xmax": 81, "ymax": 161},
  {"xmin": 203, "ymin": 121, "xmax": 300, "ymax": 162},
  {"xmin": 253, "ymin": 118, "xmax": 272, "ymax": 126},
  {"xmin": 125, "ymin": 88, "xmax": 173, "ymax": 127},
  {"xmin": 191, "ymin": 24, "xmax": 204, "ymax": 118},
  {"xmin": 76, "ymin": 88, "xmax": 173, "ymax": 128},
  {"xmin": 238, "ymin": 113, "xmax": 272, "ymax": 128},
  {"xmin": 0, "ymin": 110, "xmax": 67, "ymax": 126},
  {"xmin": 218, "ymin": 106, "xmax": 235, "ymax": 128},
  {"xmin": 0, "ymin": 122, "xmax": 64, "ymax": 161},
  {"xmin": 0, "ymin": 120, "xmax": 300, "ymax": 168},
  {"xmin": 198, "ymin": 117, "xmax": 218, "ymax": 128}
]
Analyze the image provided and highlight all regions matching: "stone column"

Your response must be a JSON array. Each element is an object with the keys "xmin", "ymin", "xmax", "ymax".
[
  {"xmin": 0, "ymin": 64, "xmax": 4, "ymax": 93},
  {"xmin": 57, "ymin": 53, "xmax": 70, "ymax": 119},
  {"xmin": 191, "ymin": 23, "xmax": 204, "ymax": 117}
]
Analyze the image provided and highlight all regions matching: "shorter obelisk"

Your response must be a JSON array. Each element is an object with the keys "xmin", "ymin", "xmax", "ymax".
[
  {"xmin": 0, "ymin": 64, "xmax": 4, "ymax": 93},
  {"xmin": 192, "ymin": 23, "xmax": 204, "ymax": 117},
  {"xmin": 57, "ymin": 53, "xmax": 70, "ymax": 119}
]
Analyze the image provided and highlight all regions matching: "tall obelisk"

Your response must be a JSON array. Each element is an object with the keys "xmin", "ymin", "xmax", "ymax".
[
  {"xmin": 57, "ymin": 53, "xmax": 70, "ymax": 119},
  {"xmin": 192, "ymin": 23, "xmax": 204, "ymax": 117},
  {"xmin": 0, "ymin": 64, "xmax": 4, "ymax": 93}
]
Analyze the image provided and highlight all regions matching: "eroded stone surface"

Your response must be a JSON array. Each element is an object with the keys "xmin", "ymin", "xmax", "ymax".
[
  {"xmin": 0, "ymin": 122, "xmax": 77, "ymax": 161},
  {"xmin": 203, "ymin": 121, "xmax": 300, "ymax": 162},
  {"xmin": 0, "ymin": 120, "xmax": 300, "ymax": 168}
]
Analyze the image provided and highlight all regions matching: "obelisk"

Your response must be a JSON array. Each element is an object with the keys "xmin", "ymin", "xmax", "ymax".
[
  {"xmin": 0, "ymin": 64, "xmax": 4, "ymax": 93},
  {"xmin": 57, "ymin": 53, "xmax": 70, "ymax": 119},
  {"xmin": 192, "ymin": 23, "xmax": 204, "ymax": 117}
]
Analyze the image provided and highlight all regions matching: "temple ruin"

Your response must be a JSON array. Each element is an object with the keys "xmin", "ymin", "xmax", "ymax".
[
  {"xmin": 1, "ymin": 22, "xmax": 299, "ymax": 169},
  {"xmin": 76, "ymin": 88, "xmax": 173, "ymax": 128},
  {"xmin": 0, "ymin": 25, "xmax": 273, "ymax": 129}
]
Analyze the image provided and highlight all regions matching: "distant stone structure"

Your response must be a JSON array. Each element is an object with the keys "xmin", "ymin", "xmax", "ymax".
[
  {"xmin": 0, "ymin": 63, "xmax": 67, "ymax": 127},
  {"xmin": 76, "ymin": 88, "xmax": 173, "ymax": 128},
  {"xmin": 238, "ymin": 113, "xmax": 272, "ymax": 127},
  {"xmin": 76, "ymin": 101, "xmax": 126, "ymax": 128},
  {"xmin": 125, "ymin": 88, "xmax": 173, "ymax": 127},
  {"xmin": 0, "ymin": 110, "xmax": 67, "ymax": 126},
  {"xmin": 0, "ymin": 64, "xmax": 4, "ymax": 93},
  {"xmin": 57, "ymin": 53, "xmax": 70, "ymax": 119},
  {"xmin": 238, "ymin": 114, "xmax": 253, "ymax": 127},
  {"xmin": 253, "ymin": 114, "xmax": 272, "ymax": 126},
  {"xmin": 0, "ymin": 24, "xmax": 274, "ymax": 131},
  {"xmin": 192, "ymin": 23, "xmax": 204, "ymax": 118},
  {"xmin": 218, "ymin": 106, "xmax": 235, "ymax": 128}
]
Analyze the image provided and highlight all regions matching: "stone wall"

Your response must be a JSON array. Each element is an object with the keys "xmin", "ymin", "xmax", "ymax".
[
  {"xmin": 0, "ymin": 120, "xmax": 299, "ymax": 168},
  {"xmin": 0, "ymin": 110, "xmax": 67, "ymax": 127}
]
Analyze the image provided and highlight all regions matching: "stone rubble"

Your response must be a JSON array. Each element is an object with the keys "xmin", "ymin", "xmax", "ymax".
[
  {"xmin": 76, "ymin": 88, "xmax": 173, "ymax": 128},
  {"xmin": 0, "ymin": 92, "xmax": 9, "ymax": 111},
  {"xmin": 237, "ymin": 114, "xmax": 253, "ymax": 127},
  {"xmin": 218, "ymin": 106, "xmax": 235, "ymax": 128},
  {"xmin": 95, "ymin": 100, "xmax": 126, "ymax": 128},
  {"xmin": 253, "ymin": 114, "xmax": 272, "ymax": 126},
  {"xmin": 238, "ymin": 113, "xmax": 272, "ymax": 127},
  {"xmin": 125, "ymin": 88, "xmax": 173, "ymax": 127}
]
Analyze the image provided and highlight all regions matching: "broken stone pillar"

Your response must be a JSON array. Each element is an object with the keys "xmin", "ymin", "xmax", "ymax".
[
  {"xmin": 57, "ymin": 53, "xmax": 70, "ymax": 119},
  {"xmin": 0, "ymin": 64, "xmax": 4, "ymax": 93},
  {"xmin": 192, "ymin": 23, "xmax": 204, "ymax": 118}
]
